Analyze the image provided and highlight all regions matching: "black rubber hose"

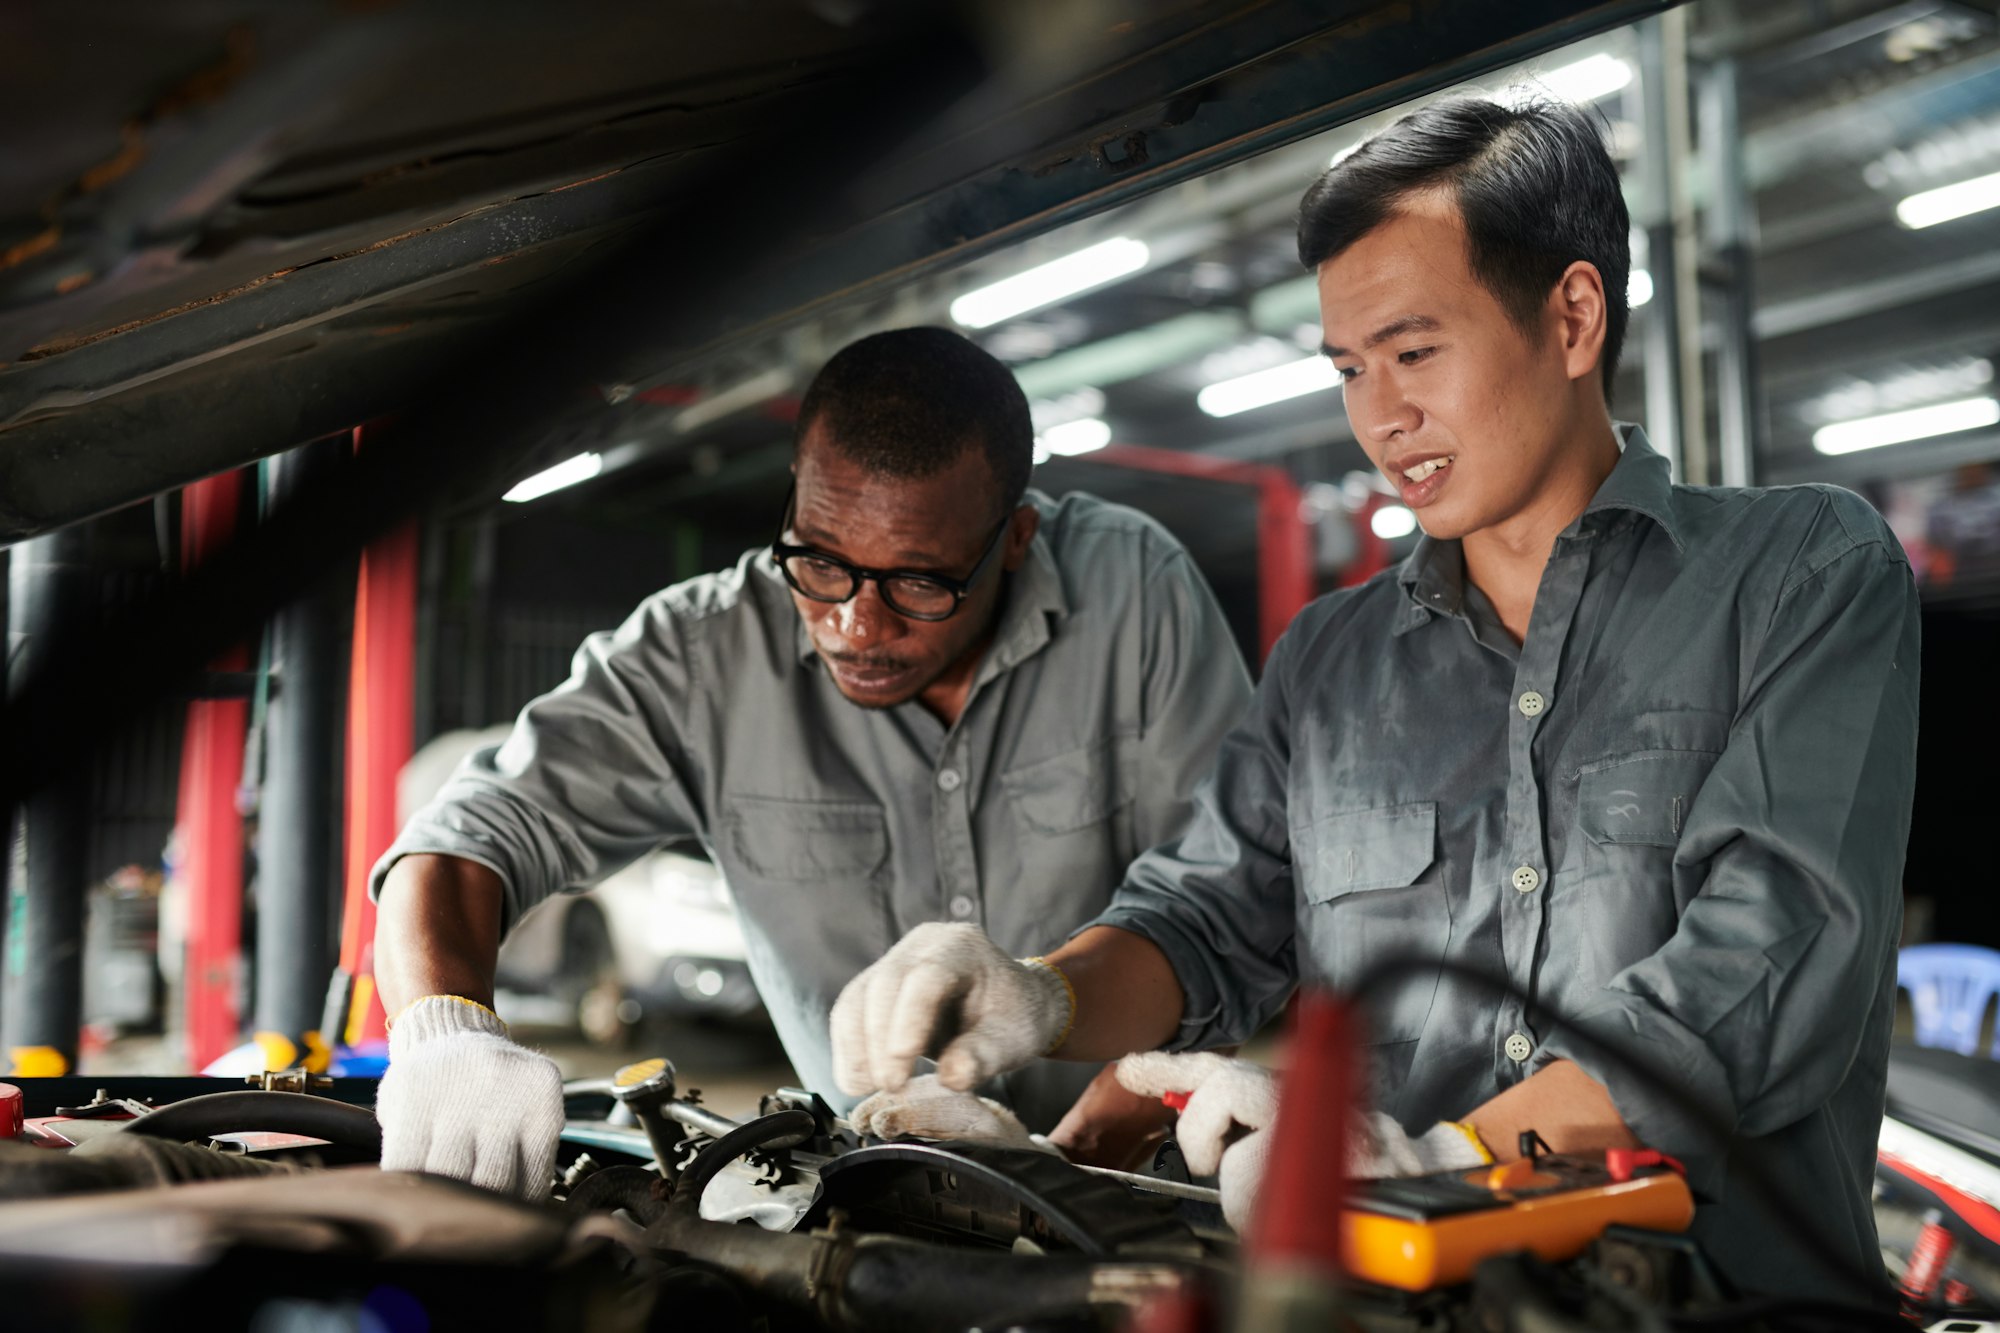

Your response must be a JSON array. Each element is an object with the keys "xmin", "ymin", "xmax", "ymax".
[
  {"xmin": 120, "ymin": 1091, "xmax": 382, "ymax": 1155},
  {"xmin": 833, "ymin": 1240, "xmax": 1114, "ymax": 1332},
  {"xmin": 564, "ymin": 1164, "xmax": 666, "ymax": 1223},
  {"xmin": 0, "ymin": 1135, "xmax": 295, "ymax": 1200},
  {"xmin": 670, "ymin": 1108, "xmax": 815, "ymax": 1214},
  {"xmin": 645, "ymin": 1208, "xmax": 1196, "ymax": 1333},
  {"xmin": 71, "ymin": 1133, "xmax": 303, "ymax": 1186}
]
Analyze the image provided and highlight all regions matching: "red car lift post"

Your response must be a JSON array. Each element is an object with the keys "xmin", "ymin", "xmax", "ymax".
[
  {"xmin": 176, "ymin": 470, "xmax": 250, "ymax": 1073},
  {"xmin": 332, "ymin": 427, "xmax": 419, "ymax": 1050}
]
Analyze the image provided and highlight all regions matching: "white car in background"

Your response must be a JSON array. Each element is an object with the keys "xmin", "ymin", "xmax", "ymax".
[{"xmin": 398, "ymin": 728, "xmax": 763, "ymax": 1046}]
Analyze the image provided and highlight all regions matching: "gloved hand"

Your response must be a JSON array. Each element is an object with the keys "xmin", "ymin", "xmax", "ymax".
[
  {"xmin": 849, "ymin": 1073, "xmax": 1054, "ymax": 1152},
  {"xmin": 831, "ymin": 923, "xmax": 1073, "ymax": 1098},
  {"xmin": 1115, "ymin": 1051, "xmax": 1277, "ymax": 1230},
  {"xmin": 375, "ymin": 995, "xmax": 566, "ymax": 1203},
  {"xmin": 1116, "ymin": 1051, "xmax": 1491, "ymax": 1231}
]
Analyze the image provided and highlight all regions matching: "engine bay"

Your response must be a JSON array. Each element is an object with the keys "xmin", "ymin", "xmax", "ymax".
[{"xmin": 0, "ymin": 1059, "xmax": 1799, "ymax": 1333}]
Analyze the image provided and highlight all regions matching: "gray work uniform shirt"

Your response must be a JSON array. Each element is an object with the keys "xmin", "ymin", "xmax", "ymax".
[
  {"xmin": 1091, "ymin": 427, "xmax": 1919, "ymax": 1296},
  {"xmin": 377, "ymin": 489, "xmax": 1253, "ymax": 1130}
]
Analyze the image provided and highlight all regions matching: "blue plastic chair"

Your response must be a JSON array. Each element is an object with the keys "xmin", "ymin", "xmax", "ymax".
[{"xmin": 1898, "ymin": 943, "xmax": 2000, "ymax": 1058}]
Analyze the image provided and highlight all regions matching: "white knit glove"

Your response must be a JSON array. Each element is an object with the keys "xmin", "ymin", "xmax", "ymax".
[
  {"xmin": 831, "ymin": 924, "xmax": 1073, "ymax": 1097},
  {"xmin": 849, "ymin": 1074, "xmax": 1054, "ymax": 1151},
  {"xmin": 375, "ymin": 995, "xmax": 566, "ymax": 1203},
  {"xmin": 1116, "ymin": 1051, "xmax": 1490, "ymax": 1231},
  {"xmin": 1355, "ymin": 1110, "xmax": 1492, "ymax": 1179},
  {"xmin": 1116, "ymin": 1051, "xmax": 1277, "ymax": 1230}
]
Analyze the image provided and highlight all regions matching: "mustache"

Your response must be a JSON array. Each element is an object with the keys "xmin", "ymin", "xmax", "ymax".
[{"xmin": 824, "ymin": 654, "xmax": 915, "ymax": 674}]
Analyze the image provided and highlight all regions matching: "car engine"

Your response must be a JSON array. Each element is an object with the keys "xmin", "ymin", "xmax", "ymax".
[{"xmin": 0, "ymin": 1059, "xmax": 1889, "ymax": 1332}]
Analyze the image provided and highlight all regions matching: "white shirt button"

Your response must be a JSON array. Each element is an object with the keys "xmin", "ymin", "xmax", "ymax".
[
  {"xmin": 1517, "ymin": 690, "xmax": 1546, "ymax": 718},
  {"xmin": 1505, "ymin": 1032, "xmax": 1533, "ymax": 1062},
  {"xmin": 948, "ymin": 895, "xmax": 975, "ymax": 920},
  {"xmin": 937, "ymin": 768, "xmax": 963, "ymax": 793},
  {"xmin": 1511, "ymin": 865, "xmax": 1541, "ymax": 894}
]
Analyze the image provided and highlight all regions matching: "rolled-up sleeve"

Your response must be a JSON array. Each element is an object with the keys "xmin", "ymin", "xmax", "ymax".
[
  {"xmin": 371, "ymin": 591, "xmax": 707, "ymax": 933},
  {"xmin": 1084, "ymin": 613, "xmax": 1305, "ymax": 1051},
  {"xmin": 1129, "ymin": 549, "xmax": 1255, "ymax": 852},
  {"xmin": 1543, "ymin": 505, "xmax": 1920, "ymax": 1191}
]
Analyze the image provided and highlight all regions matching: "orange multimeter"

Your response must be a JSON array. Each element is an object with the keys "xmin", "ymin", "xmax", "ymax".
[{"xmin": 1339, "ymin": 1150, "xmax": 1695, "ymax": 1291}]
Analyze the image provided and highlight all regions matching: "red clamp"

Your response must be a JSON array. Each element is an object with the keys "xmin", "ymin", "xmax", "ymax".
[
  {"xmin": 1162, "ymin": 1090, "xmax": 1191, "ymax": 1112},
  {"xmin": 1604, "ymin": 1146, "xmax": 1686, "ymax": 1182}
]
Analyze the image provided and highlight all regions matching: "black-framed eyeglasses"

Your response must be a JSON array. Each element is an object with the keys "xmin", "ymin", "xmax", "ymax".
[{"xmin": 771, "ymin": 486, "xmax": 1011, "ymax": 622}]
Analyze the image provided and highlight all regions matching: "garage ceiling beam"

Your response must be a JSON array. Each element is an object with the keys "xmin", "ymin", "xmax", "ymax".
[
  {"xmin": 0, "ymin": 0, "xmax": 1673, "ymax": 545},
  {"xmin": 1743, "ymin": 42, "xmax": 2000, "ymax": 190},
  {"xmin": 1756, "ymin": 243, "xmax": 2000, "ymax": 339}
]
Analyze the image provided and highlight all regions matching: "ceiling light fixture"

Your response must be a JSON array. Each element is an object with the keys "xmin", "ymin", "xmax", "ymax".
[
  {"xmin": 950, "ymin": 238, "xmax": 1151, "ymax": 329},
  {"xmin": 1896, "ymin": 168, "xmax": 2000, "ymax": 229},
  {"xmin": 1197, "ymin": 355, "xmax": 1341, "ymax": 417},
  {"xmin": 1037, "ymin": 417, "xmax": 1113, "ymax": 457},
  {"xmin": 1502, "ymin": 53, "xmax": 1633, "ymax": 106},
  {"xmin": 1811, "ymin": 396, "xmax": 2000, "ymax": 455},
  {"xmin": 503, "ymin": 452, "xmax": 602, "ymax": 502}
]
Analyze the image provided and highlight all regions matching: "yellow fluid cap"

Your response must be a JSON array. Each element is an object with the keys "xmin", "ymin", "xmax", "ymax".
[{"xmin": 615, "ymin": 1058, "xmax": 669, "ymax": 1090}]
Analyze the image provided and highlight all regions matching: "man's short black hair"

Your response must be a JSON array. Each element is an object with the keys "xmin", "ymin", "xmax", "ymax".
[
  {"xmin": 1298, "ymin": 96, "xmax": 1631, "ymax": 398},
  {"xmin": 795, "ymin": 326, "xmax": 1032, "ymax": 513}
]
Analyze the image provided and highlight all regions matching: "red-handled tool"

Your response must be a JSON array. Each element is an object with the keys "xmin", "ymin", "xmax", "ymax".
[{"xmin": 1603, "ymin": 1147, "xmax": 1686, "ymax": 1183}]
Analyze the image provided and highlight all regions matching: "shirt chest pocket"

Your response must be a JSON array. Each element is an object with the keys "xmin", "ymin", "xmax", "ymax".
[
  {"xmin": 1295, "ymin": 801, "xmax": 1448, "ymax": 1045},
  {"xmin": 1566, "ymin": 751, "xmax": 1719, "ymax": 968},
  {"xmin": 719, "ymin": 795, "xmax": 889, "ymax": 884},
  {"xmin": 1000, "ymin": 737, "xmax": 1135, "ymax": 836},
  {"xmin": 1574, "ymin": 750, "xmax": 1717, "ymax": 848}
]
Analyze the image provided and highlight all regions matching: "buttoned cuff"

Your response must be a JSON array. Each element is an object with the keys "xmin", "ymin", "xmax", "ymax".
[{"xmin": 1539, "ymin": 990, "xmax": 1738, "ymax": 1202}]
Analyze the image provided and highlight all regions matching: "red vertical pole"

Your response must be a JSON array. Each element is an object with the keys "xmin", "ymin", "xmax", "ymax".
[
  {"xmin": 1232, "ymin": 990, "xmax": 1355, "ymax": 1328},
  {"xmin": 337, "ymin": 427, "xmax": 418, "ymax": 1046},
  {"xmin": 1253, "ymin": 474, "xmax": 1314, "ymax": 661},
  {"xmin": 1249, "ymin": 990, "xmax": 1355, "ymax": 1262},
  {"xmin": 175, "ymin": 471, "xmax": 249, "ymax": 1072}
]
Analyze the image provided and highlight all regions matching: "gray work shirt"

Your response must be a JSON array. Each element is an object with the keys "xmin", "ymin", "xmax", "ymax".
[
  {"xmin": 1091, "ymin": 427, "xmax": 1919, "ymax": 1296},
  {"xmin": 377, "ymin": 489, "xmax": 1253, "ymax": 1130}
]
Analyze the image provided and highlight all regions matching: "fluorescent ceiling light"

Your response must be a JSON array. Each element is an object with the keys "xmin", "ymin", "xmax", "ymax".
[
  {"xmin": 1038, "ymin": 417, "xmax": 1112, "ymax": 456},
  {"xmin": 1539, "ymin": 52, "xmax": 1634, "ymax": 103},
  {"xmin": 1503, "ymin": 53, "xmax": 1633, "ymax": 106},
  {"xmin": 672, "ymin": 367, "xmax": 792, "ymax": 434},
  {"xmin": 503, "ymin": 452, "xmax": 602, "ymax": 502},
  {"xmin": 1371, "ymin": 505, "xmax": 1418, "ymax": 540},
  {"xmin": 1897, "ymin": 168, "xmax": 2000, "ymax": 229},
  {"xmin": 1628, "ymin": 268, "xmax": 1654, "ymax": 308},
  {"xmin": 1197, "ymin": 355, "xmax": 1341, "ymax": 417},
  {"xmin": 950, "ymin": 238, "xmax": 1150, "ymax": 329},
  {"xmin": 1811, "ymin": 397, "xmax": 2000, "ymax": 455}
]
